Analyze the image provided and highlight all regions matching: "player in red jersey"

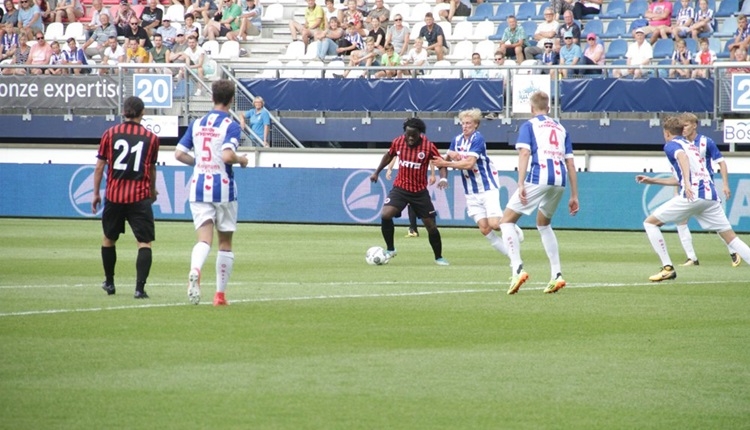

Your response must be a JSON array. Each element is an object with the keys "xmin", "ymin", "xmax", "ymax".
[
  {"xmin": 370, "ymin": 117, "xmax": 450, "ymax": 265},
  {"xmin": 92, "ymin": 96, "xmax": 160, "ymax": 299}
]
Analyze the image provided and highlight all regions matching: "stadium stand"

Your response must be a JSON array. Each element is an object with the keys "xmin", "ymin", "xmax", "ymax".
[
  {"xmin": 600, "ymin": 0, "xmax": 627, "ymax": 19},
  {"xmin": 467, "ymin": 2, "xmax": 493, "ymax": 22},
  {"xmin": 515, "ymin": 2, "xmax": 538, "ymax": 21},
  {"xmin": 603, "ymin": 19, "xmax": 628, "ymax": 39}
]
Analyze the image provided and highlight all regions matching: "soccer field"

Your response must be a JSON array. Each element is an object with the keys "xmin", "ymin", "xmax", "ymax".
[{"xmin": 1, "ymin": 218, "xmax": 749, "ymax": 429}]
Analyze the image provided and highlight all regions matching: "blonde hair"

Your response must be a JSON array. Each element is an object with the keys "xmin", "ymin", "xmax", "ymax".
[
  {"xmin": 530, "ymin": 91, "xmax": 550, "ymax": 111},
  {"xmin": 663, "ymin": 116, "xmax": 685, "ymax": 136},
  {"xmin": 459, "ymin": 108, "xmax": 482, "ymax": 125}
]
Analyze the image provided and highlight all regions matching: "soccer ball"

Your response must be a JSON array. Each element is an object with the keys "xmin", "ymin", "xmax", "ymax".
[{"xmin": 365, "ymin": 246, "xmax": 389, "ymax": 265}]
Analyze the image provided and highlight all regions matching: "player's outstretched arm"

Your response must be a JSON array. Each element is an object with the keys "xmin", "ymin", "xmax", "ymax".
[
  {"xmin": 371, "ymin": 152, "xmax": 394, "ymax": 183},
  {"xmin": 174, "ymin": 149, "xmax": 195, "ymax": 166},
  {"xmin": 635, "ymin": 175, "xmax": 679, "ymax": 186}
]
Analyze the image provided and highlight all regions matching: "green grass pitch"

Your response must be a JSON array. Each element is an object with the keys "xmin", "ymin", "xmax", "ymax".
[{"xmin": 1, "ymin": 218, "xmax": 749, "ymax": 429}]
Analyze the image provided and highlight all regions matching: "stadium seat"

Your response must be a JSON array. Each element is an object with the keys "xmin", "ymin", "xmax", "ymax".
[
  {"xmin": 438, "ymin": 21, "xmax": 452, "ymax": 39},
  {"xmin": 301, "ymin": 40, "xmax": 320, "ymax": 60},
  {"xmin": 280, "ymin": 40, "xmax": 305, "ymax": 60},
  {"xmin": 201, "ymin": 40, "xmax": 220, "ymax": 58},
  {"xmin": 467, "ymin": 2, "xmax": 494, "ymax": 22},
  {"xmin": 164, "ymin": 4, "xmax": 185, "ymax": 22},
  {"xmin": 491, "ymin": 2, "xmax": 515, "ymax": 21},
  {"xmin": 325, "ymin": 59, "xmax": 345, "ymax": 78},
  {"xmin": 447, "ymin": 20, "xmax": 472, "ymax": 41},
  {"xmin": 475, "ymin": 39, "xmax": 495, "ymax": 59},
  {"xmin": 446, "ymin": 39, "xmax": 474, "ymax": 60},
  {"xmin": 605, "ymin": 39, "xmax": 628, "ymax": 59},
  {"xmin": 63, "ymin": 22, "xmax": 85, "ymax": 42},
  {"xmin": 258, "ymin": 60, "xmax": 282, "ymax": 78},
  {"xmin": 655, "ymin": 58, "xmax": 671, "ymax": 78},
  {"xmin": 389, "ymin": 3, "xmax": 411, "ymax": 22},
  {"xmin": 603, "ymin": 19, "xmax": 627, "ymax": 39},
  {"xmin": 521, "ymin": 21, "xmax": 536, "ymax": 42},
  {"xmin": 409, "ymin": 21, "xmax": 425, "ymax": 40},
  {"xmin": 281, "ymin": 60, "xmax": 305, "ymax": 78},
  {"xmin": 487, "ymin": 21, "xmax": 507, "ymax": 40},
  {"xmin": 600, "ymin": 0, "xmax": 626, "ymax": 19},
  {"xmin": 714, "ymin": 17, "xmax": 738, "ymax": 37},
  {"xmin": 203, "ymin": 58, "xmax": 221, "ymax": 81},
  {"xmin": 472, "ymin": 20, "xmax": 496, "ymax": 41},
  {"xmin": 718, "ymin": 39, "xmax": 732, "ymax": 59},
  {"xmin": 426, "ymin": 59, "xmax": 454, "ymax": 78},
  {"xmin": 685, "ymin": 38, "xmax": 697, "ymax": 53},
  {"xmin": 515, "ymin": 2, "xmax": 537, "ymax": 21},
  {"xmin": 652, "ymin": 39, "xmax": 673, "ymax": 59},
  {"xmin": 262, "ymin": 3, "xmax": 284, "ymax": 22},
  {"xmin": 584, "ymin": 19, "xmax": 603, "ymax": 38},
  {"xmin": 44, "ymin": 22, "xmax": 64, "ymax": 41},
  {"xmin": 304, "ymin": 60, "xmax": 325, "ymax": 78},
  {"xmin": 409, "ymin": 2, "xmax": 432, "ymax": 22},
  {"xmin": 214, "ymin": 40, "xmax": 240, "ymax": 60},
  {"xmin": 454, "ymin": 59, "xmax": 473, "ymax": 78},
  {"xmin": 708, "ymin": 37, "xmax": 723, "ymax": 56},
  {"xmin": 622, "ymin": 0, "xmax": 647, "ymax": 19}
]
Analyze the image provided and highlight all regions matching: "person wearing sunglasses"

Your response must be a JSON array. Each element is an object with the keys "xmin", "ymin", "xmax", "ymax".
[
  {"xmin": 26, "ymin": 31, "xmax": 51, "ymax": 75},
  {"xmin": 16, "ymin": 0, "xmax": 44, "ymax": 41},
  {"xmin": 204, "ymin": 0, "xmax": 242, "ymax": 41},
  {"xmin": 122, "ymin": 18, "xmax": 153, "ymax": 50},
  {"xmin": 114, "ymin": 0, "xmax": 137, "ymax": 37},
  {"xmin": 384, "ymin": 14, "xmax": 409, "ymax": 57}
]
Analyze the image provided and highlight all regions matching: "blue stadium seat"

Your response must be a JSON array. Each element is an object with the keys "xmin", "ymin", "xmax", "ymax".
[
  {"xmin": 488, "ymin": 22, "xmax": 508, "ymax": 40},
  {"xmin": 622, "ymin": 0, "xmax": 648, "ymax": 19},
  {"xmin": 467, "ymin": 3, "xmax": 495, "ymax": 21},
  {"xmin": 717, "ymin": 39, "xmax": 732, "ymax": 59},
  {"xmin": 603, "ymin": 19, "xmax": 627, "ymax": 39},
  {"xmin": 685, "ymin": 38, "xmax": 697, "ymax": 54},
  {"xmin": 516, "ymin": 2, "xmax": 538, "ymax": 21},
  {"xmin": 491, "ymin": 2, "xmax": 515, "ymax": 21},
  {"xmin": 656, "ymin": 58, "xmax": 672, "ymax": 78},
  {"xmin": 605, "ymin": 39, "xmax": 628, "ymax": 59},
  {"xmin": 583, "ymin": 19, "xmax": 603, "ymax": 38},
  {"xmin": 715, "ymin": 0, "xmax": 738, "ymax": 17},
  {"xmin": 708, "ymin": 36, "xmax": 723, "ymax": 56},
  {"xmin": 600, "ymin": 0, "xmax": 626, "ymax": 19},
  {"xmin": 714, "ymin": 16, "xmax": 738, "ymax": 37},
  {"xmin": 652, "ymin": 39, "xmax": 673, "ymax": 59},
  {"xmin": 521, "ymin": 21, "xmax": 537, "ymax": 42}
]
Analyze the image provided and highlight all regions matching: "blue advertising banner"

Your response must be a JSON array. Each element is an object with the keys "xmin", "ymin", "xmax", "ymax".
[{"xmin": 2, "ymin": 165, "xmax": 750, "ymax": 232}]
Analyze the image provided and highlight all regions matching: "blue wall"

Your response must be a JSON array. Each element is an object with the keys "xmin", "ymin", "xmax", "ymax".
[{"xmin": 3, "ymin": 164, "xmax": 750, "ymax": 232}]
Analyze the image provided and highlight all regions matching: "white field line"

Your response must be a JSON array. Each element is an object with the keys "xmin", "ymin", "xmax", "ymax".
[{"xmin": 0, "ymin": 280, "xmax": 745, "ymax": 318}]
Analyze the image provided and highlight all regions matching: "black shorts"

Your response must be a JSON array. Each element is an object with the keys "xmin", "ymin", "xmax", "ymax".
[
  {"xmin": 219, "ymin": 25, "xmax": 232, "ymax": 37},
  {"xmin": 384, "ymin": 187, "xmax": 437, "ymax": 220},
  {"xmin": 102, "ymin": 198, "xmax": 156, "ymax": 243},
  {"xmin": 455, "ymin": 2, "xmax": 471, "ymax": 16}
]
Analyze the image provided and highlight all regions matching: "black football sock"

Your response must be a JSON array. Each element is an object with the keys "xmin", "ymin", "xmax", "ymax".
[
  {"xmin": 101, "ymin": 246, "xmax": 116, "ymax": 285},
  {"xmin": 135, "ymin": 248, "xmax": 152, "ymax": 292},
  {"xmin": 428, "ymin": 229, "xmax": 443, "ymax": 260},
  {"xmin": 382, "ymin": 218, "xmax": 395, "ymax": 251}
]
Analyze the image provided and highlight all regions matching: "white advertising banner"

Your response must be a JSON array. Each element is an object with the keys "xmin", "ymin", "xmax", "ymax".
[
  {"xmin": 511, "ymin": 74, "xmax": 551, "ymax": 114},
  {"xmin": 723, "ymin": 119, "xmax": 750, "ymax": 144},
  {"xmin": 141, "ymin": 115, "xmax": 180, "ymax": 138}
]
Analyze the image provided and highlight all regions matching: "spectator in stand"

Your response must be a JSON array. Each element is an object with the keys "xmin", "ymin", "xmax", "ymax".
[
  {"xmin": 191, "ymin": 0, "xmax": 218, "ymax": 25},
  {"xmin": 664, "ymin": 0, "xmax": 694, "ymax": 41},
  {"xmin": 468, "ymin": 52, "xmax": 489, "ymax": 78},
  {"xmin": 727, "ymin": 14, "xmax": 750, "ymax": 55},
  {"xmin": 84, "ymin": 0, "xmax": 109, "ymax": 39},
  {"xmin": 374, "ymin": 42, "xmax": 400, "ymax": 78},
  {"xmin": 341, "ymin": 35, "xmax": 379, "ymax": 77},
  {"xmin": 172, "ymin": 34, "xmax": 204, "ymax": 79},
  {"xmin": 692, "ymin": 37, "xmax": 716, "ymax": 78},
  {"xmin": 690, "ymin": 0, "xmax": 714, "ymax": 40},
  {"xmin": 558, "ymin": 29, "xmax": 581, "ymax": 77},
  {"xmin": 62, "ymin": 37, "xmax": 90, "ymax": 74},
  {"xmin": 204, "ymin": 0, "xmax": 241, "ymax": 40},
  {"xmin": 524, "ymin": 7, "xmax": 559, "ymax": 61},
  {"xmin": 613, "ymin": 28, "xmax": 653, "ymax": 78},
  {"xmin": 228, "ymin": 0, "xmax": 262, "ymax": 41},
  {"xmin": 488, "ymin": 49, "xmax": 509, "ymax": 84},
  {"xmin": 367, "ymin": 15, "xmax": 385, "ymax": 53},
  {"xmin": 385, "ymin": 13, "xmax": 409, "ymax": 58},
  {"xmin": 140, "ymin": 0, "xmax": 163, "ymax": 37},
  {"xmin": 123, "ymin": 17, "xmax": 153, "ymax": 50},
  {"xmin": 17, "ymin": 0, "xmax": 44, "ymax": 41},
  {"xmin": 555, "ymin": 10, "xmax": 580, "ymax": 53},
  {"xmin": 419, "ymin": 12, "xmax": 448, "ymax": 61},
  {"xmin": 182, "ymin": 13, "xmax": 200, "ymax": 39},
  {"xmin": 148, "ymin": 33, "xmax": 171, "ymax": 74},
  {"xmin": 323, "ymin": 0, "xmax": 338, "ymax": 24},
  {"xmin": 640, "ymin": 0, "xmax": 673, "ymax": 45},
  {"xmin": 114, "ymin": 0, "xmax": 137, "ymax": 37},
  {"xmin": 336, "ymin": 20, "xmax": 364, "ymax": 57},
  {"xmin": 400, "ymin": 37, "xmax": 428, "ymax": 77},
  {"xmin": 27, "ymin": 31, "xmax": 51, "ymax": 75},
  {"xmin": 125, "ymin": 37, "xmax": 149, "ymax": 73},
  {"xmin": 368, "ymin": 0, "xmax": 390, "ymax": 30},
  {"xmin": 1, "ymin": 25, "xmax": 19, "ymax": 62},
  {"xmin": 549, "ymin": 0, "xmax": 575, "ymax": 18},
  {"xmin": 581, "ymin": 33, "xmax": 604, "ymax": 75},
  {"xmin": 500, "ymin": 15, "xmax": 526, "ymax": 63},
  {"xmin": 0, "ymin": 0, "xmax": 20, "ymax": 41},
  {"xmin": 1, "ymin": 33, "xmax": 29, "ymax": 74},
  {"xmin": 437, "ymin": 0, "xmax": 471, "ymax": 23},
  {"xmin": 35, "ymin": 0, "xmax": 52, "ymax": 24},
  {"xmin": 239, "ymin": 96, "xmax": 271, "ymax": 147},
  {"xmin": 539, "ymin": 39, "xmax": 558, "ymax": 73},
  {"xmin": 155, "ymin": 18, "xmax": 177, "ymax": 49},
  {"xmin": 101, "ymin": 35, "xmax": 125, "ymax": 74},
  {"xmin": 171, "ymin": 31, "xmax": 188, "ymax": 57},
  {"xmin": 46, "ymin": 40, "xmax": 64, "ymax": 74},
  {"xmin": 573, "ymin": 0, "xmax": 601, "ymax": 20},
  {"xmin": 81, "ymin": 13, "xmax": 117, "ymax": 57},
  {"xmin": 669, "ymin": 38, "xmax": 692, "ymax": 78},
  {"xmin": 338, "ymin": 0, "xmax": 363, "ymax": 37},
  {"xmin": 354, "ymin": 0, "xmax": 369, "ymax": 16},
  {"xmin": 314, "ymin": 16, "xmax": 344, "ymax": 60},
  {"xmin": 53, "ymin": 0, "xmax": 84, "ymax": 23},
  {"xmin": 290, "ymin": 0, "xmax": 326, "ymax": 45},
  {"xmin": 727, "ymin": 47, "xmax": 750, "ymax": 74}
]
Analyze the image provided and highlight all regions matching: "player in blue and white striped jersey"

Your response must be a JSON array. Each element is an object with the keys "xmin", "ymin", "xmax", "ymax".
[
  {"xmin": 499, "ymin": 91, "xmax": 579, "ymax": 295},
  {"xmin": 175, "ymin": 79, "xmax": 249, "ymax": 306},
  {"xmin": 637, "ymin": 115, "xmax": 750, "ymax": 282}
]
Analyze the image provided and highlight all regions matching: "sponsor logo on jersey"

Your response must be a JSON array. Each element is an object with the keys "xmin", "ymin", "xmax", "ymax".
[
  {"xmin": 342, "ymin": 170, "xmax": 387, "ymax": 223},
  {"xmin": 69, "ymin": 165, "xmax": 106, "ymax": 217}
]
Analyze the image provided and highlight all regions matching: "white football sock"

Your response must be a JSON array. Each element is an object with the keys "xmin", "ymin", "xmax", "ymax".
[
  {"xmin": 537, "ymin": 225, "xmax": 561, "ymax": 278},
  {"xmin": 727, "ymin": 237, "xmax": 750, "ymax": 264},
  {"xmin": 216, "ymin": 250, "xmax": 234, "ymax": 293},
  {"xmin": 485, "ymin": 231, "xmax": 508, "ymax": 256},
  {"xmin": 500, "ymin": 223, "xmax": 522, "ymax": 274},
  {"xmin": 677, "ymin": 224, "xmax": 698, "ymax": 261},
  {"xmin": 190, "ymin": 241, "xmax": 211, "ymax": 273},
  {"xmin": 644, "ymin": 222, "xmax": 672, "ymax": 267}
]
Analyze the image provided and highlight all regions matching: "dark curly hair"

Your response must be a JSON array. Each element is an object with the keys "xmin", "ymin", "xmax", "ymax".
[{"xmin": 403, "ymin": 117, "xmax": 426, "ymax": 134}]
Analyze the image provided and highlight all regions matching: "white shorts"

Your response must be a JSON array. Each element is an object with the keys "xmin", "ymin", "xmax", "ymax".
[
  {"xmin": 506, "ymin": 183, "xmax": 564, "ymax": 218},
  {"xmin": 190, "ymin": 201, "xmax": 238, "ymax": 232},
  {"xmin": 466, "ymin": 188, "xmax": 503, "ymax": 223},
  {"xmin": 652, "ymin": 197, "xmax": 732, "ymax": 232}
]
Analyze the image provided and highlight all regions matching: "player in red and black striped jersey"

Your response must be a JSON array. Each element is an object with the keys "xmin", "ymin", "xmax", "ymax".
[
  {"xmin": 92, "ymin": 96, "xmax": 160, "ymax": 299},
  {"xmin": 370, "ymin": 117, "xmax": 451, "ymax": 265}
]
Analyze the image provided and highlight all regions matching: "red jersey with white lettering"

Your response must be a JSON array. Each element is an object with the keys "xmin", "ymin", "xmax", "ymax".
[
  {"xmin": 388, "ymin": 134, "xmax": 443, "ymax": 193},
  {"xmin": 97, "ymin": 121, "xmax": 160, "ymax": 203}
]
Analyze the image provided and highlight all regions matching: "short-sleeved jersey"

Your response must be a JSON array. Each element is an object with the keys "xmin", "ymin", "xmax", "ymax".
[
  {"xmin": 97, "ymin": 121, "xmax": 160, "ymax": 204},
  {"xmin": 694, "ymin": 133, "xmax": 724, "ymax": 178},
  {"xmin": 516, "ymin": 115, "xmax": 573, "ymax": 187},
  {"xmin": 694, "ymin": 7, "xmax": 713, "ymax": 24},
  {"xmin": 675, "ymin": 5, "xmax": 695, "ymax": 26},
  {"xmin": 665, "ymin": 136, "xmax": 718, "ymax": 201},
  {"xmin": 177, "ymin": 110, "xmax": 242, "ymax": 203},
  {"xmin": 448, "ymin": 131, "xmax": 498, "ymax": 195},
  {"xmin": 388, "ymin": 134, "xmax": 443, "ymax": 193}
]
